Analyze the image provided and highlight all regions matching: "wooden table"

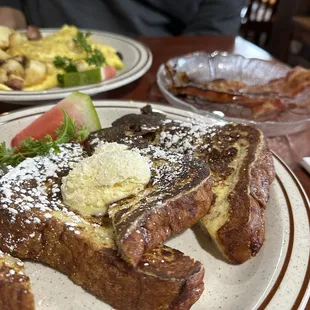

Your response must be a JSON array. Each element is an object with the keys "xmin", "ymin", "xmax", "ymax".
[{"xmin": 0, "ymin": 35, "xmax": 309, "ymax": 307}]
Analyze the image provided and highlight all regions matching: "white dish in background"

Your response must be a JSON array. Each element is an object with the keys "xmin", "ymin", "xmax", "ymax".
[
  {"xmin": 0, "ymin": 30, "xmax": 152, "ymax": 103},
  {"xmin": 0, "ymin": 101, "xmax": 309, "ymax": 309},
  {"xmin": 301, "ymin": 157, "xmax": 310, "ymax": 175},
  {"xmin": 157, "ymin": 52, "xmax": 310, "ymax": 137}
]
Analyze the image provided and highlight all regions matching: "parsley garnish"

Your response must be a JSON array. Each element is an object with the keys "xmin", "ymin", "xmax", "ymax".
[
  {"xmin": 73, "ymin": 31, "xmax": 106, "ymax": 67},
  {"xmin": 54, "ymin": 56, "xmax": 77, "ymax": 73},
  {"xmin": 57, "ymin": 73, "xmax": 64, "ymax": 85},
  {"xmin": 73, "ymin": 31, "xmax": 92, "ymax": 53},
  {"xmin": 86, "ymin": 49, "xmax": 106, "ymax": 67},
  {"xmin": 0, "ymin": 109, "xmax": 90, "ymax": 167}
]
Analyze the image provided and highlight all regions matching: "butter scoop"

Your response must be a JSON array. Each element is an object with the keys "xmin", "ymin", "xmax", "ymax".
[{"xmin": 61, "ymin": 142, "xmax": 151, "ymax": 217}]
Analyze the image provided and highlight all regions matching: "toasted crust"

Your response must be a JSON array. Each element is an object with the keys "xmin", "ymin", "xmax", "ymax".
[
  {"xmin": 0, "ymin": 212, "xmax": 204, "ymax": 310},
  {"xmin": 0, "ymin": 251, "xmax": 34, "ymax": 310},
  {"xmin": 99, "ymin": 109, "xmax": 275, "ymax": 264},
  {"xmin": 117, "ymin": 177, "xmax": 212, "ymax": 266},
  {"xmin": 199, "ymin": 124, "xmax": 275, "ymax": 263},
  {"xmin": 86, "ymin": 127, "xmax": 213, "ymax": 266},
  {"xmin": 0, "ymin": 143, "xmax": 205, "ymax": 309}
]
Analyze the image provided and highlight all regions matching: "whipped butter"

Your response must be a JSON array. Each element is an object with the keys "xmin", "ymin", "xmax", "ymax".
[{"xmin": 61, "ymin": 143, "xmax": 151, "ymax": 217}]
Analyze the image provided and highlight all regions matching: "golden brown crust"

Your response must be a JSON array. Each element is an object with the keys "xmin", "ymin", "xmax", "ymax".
[
  {"xmin": 205, "ymin": 124, "xmax": 275, "ymax": 264},
  {"xmin": 0, "ymin": 252, "xmax": 34, "ymax": 310},
  {"xmin": 117, "ymin": 173, "xmax": 213, "ymax": 266},
  {"xmin": 0, "ymin": 210, "xmax": 204, "ymax": 310},
  {"xmin": 86, "ymin": 123, "xmax": 213, "ymax": 266},
  {"xmin": 96, "ymin": 109, "xmax": 275, "ymax": 265}
]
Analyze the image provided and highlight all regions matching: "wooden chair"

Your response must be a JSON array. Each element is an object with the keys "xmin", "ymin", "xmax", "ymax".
[
  {"xmin": 241, "ymin": 0, "xmax": 280, "ymax": 46},
  {"xmin": 289, "ymin": 16, "xmax": 310, "ymax": 67},
  {"xmin": 267, "ymin": 0, "xmax": 305, "ymax": 62},
  {"xmin": 293, "ymin": 16, "xmax": 310, "ymax": 45}
]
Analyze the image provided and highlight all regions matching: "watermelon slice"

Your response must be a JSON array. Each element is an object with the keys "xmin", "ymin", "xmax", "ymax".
[
  {"xmin": 11, "ymin": 92, "xmax": 101, "ymax": 147},
  {"xmin": 101, "ymin": 65, "xmax": 117, "ymax": 80}
]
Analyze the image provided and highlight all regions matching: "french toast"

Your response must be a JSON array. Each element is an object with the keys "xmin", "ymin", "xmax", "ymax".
[
  {"xmin": 0, "ymin": 250, "xmax": 34, "ymax": 310},
  {"xmin": 86, "ymin": 120, "xmax": 213, "ymax": 266},
  {"xmin": 91, "ymin": 106, "xmax": 275, "ymax": 264},
  {"xmin": 0, "ymin": 143, "xmax": 207, "ymax": 309}
]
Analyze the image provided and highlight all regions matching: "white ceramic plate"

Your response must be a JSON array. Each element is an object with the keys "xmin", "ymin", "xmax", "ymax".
[
  {"xmin": 0, "ymin": 101, "xmax": 309, "ymax": 310},
  {"xmin": 0, "ymin": 30, "xmax": 152, "ymax": 103}
]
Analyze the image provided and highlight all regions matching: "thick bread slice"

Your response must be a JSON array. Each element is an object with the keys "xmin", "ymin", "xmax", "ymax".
[
  {"xmin": 0, "ymin": 250, "xmax": 34, "ymax": 310},
  {"xmin": 100, "ymin": 107, "xmax": 275, "ymax": 264},
  {"xmin": 86, "ymin": 126, "xmax": 213, "ymax": 266},
  {"xmin": 0, "ymin": 143, "xmax": 204, "ymax": 309},
  {"xmin": 196, "ymin": 124, "xmax": 275, "ymax": 263}
]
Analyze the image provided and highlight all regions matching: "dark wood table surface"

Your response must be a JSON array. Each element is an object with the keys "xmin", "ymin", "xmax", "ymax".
[{"xmin": 0, "ymin": 35, "xmax": 309, "ymax": 307}]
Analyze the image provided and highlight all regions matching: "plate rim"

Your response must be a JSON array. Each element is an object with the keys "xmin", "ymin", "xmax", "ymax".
[
  {"xmin": 0, "ymin": 100, "xmax": 309, "ymax": 309},
  {"xmin": 0, "ymin": 29, "xmax": 152, "ymax": 102},
  {"xmin": 269, "ymin": 154, "xmax": 310, "ymax": 309}
]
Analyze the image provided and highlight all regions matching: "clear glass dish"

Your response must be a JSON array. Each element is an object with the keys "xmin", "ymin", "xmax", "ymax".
[{"xmin": 157, "ymin": 52, "xmax": 310, "ymax": 137}]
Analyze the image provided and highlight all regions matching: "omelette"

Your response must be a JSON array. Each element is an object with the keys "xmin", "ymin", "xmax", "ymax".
[{"xmin": 0, "ymin": 25, "xmax": 124, "ymax": 91}]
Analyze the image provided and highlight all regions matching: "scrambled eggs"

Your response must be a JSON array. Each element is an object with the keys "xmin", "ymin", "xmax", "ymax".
[{"xmin": 0, "ymin": 25, "xmax": 123, "ymax": 91}]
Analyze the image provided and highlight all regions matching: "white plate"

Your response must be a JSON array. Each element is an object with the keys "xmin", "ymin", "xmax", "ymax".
[
  {"xmin": 0, "ymin": 101, "xmax": 309, "ymax": 310},
  {"xmin": 0, "ymin": 30, "xmax": 152, "ymax": 103}
]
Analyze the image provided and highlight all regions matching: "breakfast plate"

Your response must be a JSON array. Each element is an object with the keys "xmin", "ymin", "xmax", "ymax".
[
  {"xmin": 0, "ymin": 30, "xmax": 152, "ymax": 103},
  {"xmin": 0, "ymin": 101, "xmax": 309, "ymax": 309}
]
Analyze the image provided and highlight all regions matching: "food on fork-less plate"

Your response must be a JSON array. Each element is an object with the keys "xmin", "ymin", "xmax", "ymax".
[
  {"xmin": 0, "ymin": 250, "xmax": 34, "ymax": 310},
  {"xmin": 0, "ymin": 94, "xmax": 211, "ymax": 309},
  {"xmin": 11, "ymin": 91, "xmax": 101, "ymax": 148},
  {"xmin": 62, "ymin": 142, "xmax": 152, "ymax": 217},
  {"xmin": 1, "ymin": 92, "xmax": 100, "ymax": 167},
  {"xmin": 87, "ymin": 106, "xmax": 275, "ymax": 264},
  {"xmin": 0, "ymin": 94, "xmax": 275, "ymax": 308},
  {"xmin": 86, "ymin": 130, "xmax": 213, "ymax": 266},
  {"xmin": 0, "ymin": 25, "xmax": 123, "ymax": 91},
  {"xmin": 165, "ymin": 64, "xmax": 310, "ymax": 120}
]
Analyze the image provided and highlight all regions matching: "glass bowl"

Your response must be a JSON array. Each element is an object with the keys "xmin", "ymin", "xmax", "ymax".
[{"xmin": 157, "ymin": 52, "xmax": 310, "ymax": 137}]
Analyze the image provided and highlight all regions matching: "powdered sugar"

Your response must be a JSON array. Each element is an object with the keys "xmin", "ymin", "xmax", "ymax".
[{"xmin": 0, "ymin": 144, "xmax": 85, "ymax": 226}]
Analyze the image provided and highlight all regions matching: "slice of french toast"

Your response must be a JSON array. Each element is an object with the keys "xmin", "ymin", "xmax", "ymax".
[
  {"xmin": 94, "ymin": 106, "xmax": 275, "ymax": 264},
  {"xmin": 0, "ymin": 143, "xmax": 205, "ymax": 309},
  {"xmin": 86, "ymin": 124, "xmax": 213, "ymax": 266},
  {"xmin": 0, "ymin": 250, "xmax": 34, "ymax": 310},
  {"xmin": 162, "ymin": 122, "xmax": 275, "ymax": 264}
]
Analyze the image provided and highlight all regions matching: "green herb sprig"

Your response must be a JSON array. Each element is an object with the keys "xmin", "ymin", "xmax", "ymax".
[
  {"xmin": 73, "ymin": 31, "xmax": 92, "ymax": 53},
  {"xmin": 86, "ymin": 49, "xmax": 106, "ymax": 67},
  {"xmin": 54, "ymin": 56, "xmax": 77, "ymax": 72},
  {"xmin": 0, "ymin": 109, "xmax": 89, "ymax": 167},
  {"xmin": 73, "ymin": 31, "xmax": 106, "ymax": 67}
]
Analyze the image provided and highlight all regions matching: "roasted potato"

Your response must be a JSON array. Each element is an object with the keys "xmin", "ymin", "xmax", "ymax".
[
  {"xmin": 0, "ymin": 26, "xmax": 13, "ymax": 49},
  {"xmin": 5, "ymin": 74, "xmax": 24, "ymax": 90},
  {"xmin": 24, "ymin": 60, "xmax": 47, "ymax": 86},
  {"xmin": 11, "ymin": 55, "xmax": 26, "ymax": 66},
  {"xmin": 1, "ymin": 59, "xmax": 25, "ymax": 78},
  {"xmin": 26, "ymin": 25, "xmax": 42, "ymax": 40},
  {"xmin": 0, "ymin": 49, "xmax": 10, "ymax": 61},
  {"xmin": 0, "ymin": 68, "xmax": 8, "ymax": 84},
  {"xmin": 9, "ymin": 32, "xmax": 28, "ymax": 48}
]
